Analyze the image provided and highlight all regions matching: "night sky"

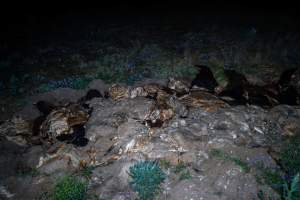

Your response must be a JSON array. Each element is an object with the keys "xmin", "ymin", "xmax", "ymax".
[{"xmin": 1, "ymin": 1, "xmax": 299, "ymax": 58}]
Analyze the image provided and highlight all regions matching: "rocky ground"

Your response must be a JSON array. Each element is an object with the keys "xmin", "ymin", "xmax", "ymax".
[{"xmin": 0, "ymin": 76, "xmax": 300, "ymax": 200}]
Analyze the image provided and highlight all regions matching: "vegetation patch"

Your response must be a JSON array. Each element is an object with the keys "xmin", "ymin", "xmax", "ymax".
[
  {"xmin": 50, "ymin": 175, "xmax": 88, "ymax": 200},
  {"xmin": 256, "ymin": 136, "xmax": 300, "ymax": 199},
  {"xmin": 280, "ymin": 137, "xmax": 300, "ymax": 177},
  {"xmin": 210, "ymin": 149, "xmax": 251, "ymax": 173},
  {"xmin": 159, "ymin": 160, "xmax": 192, "ymax": 181},
  {"xmin": 16, "ymin": 167, "xmax": 39, "ymax": 177},
  {"xmin": 77, "ymin": 165, "xmax": 95, "ymax": 179},
  {"xmin": 129, "ymin": 161, "xmax": 166, "ymax": 200}
]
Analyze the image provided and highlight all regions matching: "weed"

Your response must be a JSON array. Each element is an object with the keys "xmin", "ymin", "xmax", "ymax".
[
  {"xmin": 255, "ymin": 190, "xmax": 278, "ymax": 200},
  {"xmin": 159, "ymin": 160, "xmax": 192, "ymax": 180},
  {"xmin": 51, "ymin": 175, "xmax": 88, "ymax": 200},
  {"xmin": 210, "ymin": 149, "xmax": 251, "ymax": 173},
  {"xmin": 179, "ymin": 170, "xmax": 192, "ymax": 180},
  {"xmin": 282, "ymin": 173, "xmax": 300, "ymax": 200},
  {"xmin": 17, "ymin": 167, "xmax": 39, "ymax": 177},
  {"xmin": 280, "ymin": 137, "xmax": 300, "ymax": 177},
  {"xmin": 259, "ymin": 168, "xmax": 284, "ymax": 193},
  {"xmin": 129, "ymin": 161, "xmax": 166, "ymax": 200},
  {"xmin": 159, "ymin": 159, "xmax": 171, "ymax": 169},
  {"xmin": 78, "ymin": 166, "xmax": 95, "ymax": 179},
  {"xmin": 255, "ymin": 173, "xmax": 300, "ymax": 200},
  {"xmin": 172, "ymin": 161, "xmax": 187, "ymax": 174}
]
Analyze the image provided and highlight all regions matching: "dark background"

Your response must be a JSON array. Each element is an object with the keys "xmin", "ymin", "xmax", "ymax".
[{"xmin": 1, "ymin": 1, "xmax": 300, "ymax": 56}]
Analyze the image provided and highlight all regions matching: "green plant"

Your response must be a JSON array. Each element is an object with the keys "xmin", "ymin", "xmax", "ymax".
[
  {"xmin": 172, "ymin": 161, "xmax": 192, "ymax": 181},
  {"xmin": 255, "ymin": 174, "xmax": 300, "ymax": 200},
  {"xmin": 129, "ymin": 161, "xmax": 166, "ymax": 200},
  {"xmin": 173, "ymin": 161, "xmax": 187, "ymax": 174},
  {"xmin": 281, "ymin": 137, "xmax": 300, "ymax": 177},
  {"xmin": 259, "ymin": 168, "xmax": 284, "ymax": 193},
  {"xmin": 179, "ymin": 170, "xmax": 192, "ymax": 180},
  {"xmin": 51, "ymin": 175, "xmax": 88, "ymax": 200},
  {"xmin": 210, "ymin": 149, "xmax": 250, "ymax": 173},
  {"xmin": 17, "ymin": 167, "xmax": 39, "ymax": 177},
  {"xmin": 78, "ymin": 166, "xmax": 95, "ymax": 179},
  {"xmin": 282, "ymin": 173, "xmax": 300, "ymax": 200},
  {"xmin": 255, "ymin": 190, "xmax": 278, "ymax": 200},
  {"xmin": 159, "ymin": 159, "xmax": 171, "ymax": 169}
]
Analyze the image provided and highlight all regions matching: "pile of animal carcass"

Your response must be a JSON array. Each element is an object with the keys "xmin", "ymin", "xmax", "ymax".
[{"xmin": 0, "ymin": 65, "xmax": 299, "ymax": 200}]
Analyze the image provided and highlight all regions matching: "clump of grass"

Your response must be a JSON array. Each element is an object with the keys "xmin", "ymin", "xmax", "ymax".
[
  {"xmin": 255, "ymin": 173, "xmax": 300, "ymax": 200},
  {"xmin": 17, "ymin": 167, "xmax": 39, "ymax": 177},
  {"xmin": 50, "ymin": 175, "xmax": 88, "ymax": 200},
  {"xmin": 256, "ymin": 136, "xmax": 300, "ymax": 199},
  {"xmin": 78, "ymin": 166, "xmax": 95, "ymax": 179},
  {"xmin": 129, "ymin": 161, "xmax": 166, "ymax": 200},
  {"xmin": 256, "ymin": 190, "xmax": 278, "ymax": 200},
  {"xmin": 210, "ymin": 149, "xmax": 251, "ymax": 173},
  {"xmin": 159, "ymin": 159, "xmax": 171, "ymax": 169},
  {"xmin": 159, "ymin": 160, "xmax": 192, "ymax": 181},
  {"xmin": 172, "ymin": 161, "xmax": 192, "ymax": 179},
  {"xmin": 280, "ymin": 137, "xmax": 300, "ymax": 177},
  {"xmin": 261, "ymin": 169, "xmax": 283, "ymax": 192},
  {"xmin": 178, "ymin": 169, "xmax": 192, "ymax": 180},
  {"xmin": 172, "ymin": 161, "xmax": 187, "ymax": 174}
]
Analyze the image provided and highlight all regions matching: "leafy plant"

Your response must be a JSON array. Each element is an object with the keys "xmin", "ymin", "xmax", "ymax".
[
  {"xmin": 51, "ymin": 175, "xmax": 88, "ymax": 200},
  {"xmin": 129, "ymin": 161, "xmax": 166, "ymax": 200}
]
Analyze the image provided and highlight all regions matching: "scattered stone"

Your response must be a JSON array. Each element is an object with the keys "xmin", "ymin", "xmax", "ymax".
[
  {"xmin": 167, "ymin": 77, "xmax": 190, "ymax": 95},
  {"xmin": 1, "ymin": 76, "xmax": 300, "ymax": 199},
  {"xmin": 109, "ymin": 84, "xmax": 130, "ymax": 100},
  {"xmin": 39, "ymin": 103, "xmax": 89, "ymax": 145}
]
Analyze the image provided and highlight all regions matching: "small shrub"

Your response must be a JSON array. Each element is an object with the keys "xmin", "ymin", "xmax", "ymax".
[
  {"xmin": 51, "ymin": 175, "xmax": 88, "ymax": 200},
  {"xmin": 129, "ymin": 161, "xmax": 166, "ymax": 200}
]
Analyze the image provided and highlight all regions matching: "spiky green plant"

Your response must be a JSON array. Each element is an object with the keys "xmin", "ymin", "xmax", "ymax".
[
  {"xmin": 255, "ymin": 173, "xmax": 300, "ymax": 200},
  {"xmin": 129, "ymin": 161, "xmax": 166, "ymax": 200},
  {"xmin": 281, "ymin": 137, "xmax": 300, "ymax": 177},
  {"xmin": 282, "ymin": 173, "xmax": 300, "ymax": 200},
  {"xmin": 51, "ymin": 175, "xmax": 88, "ymax": 200}
]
